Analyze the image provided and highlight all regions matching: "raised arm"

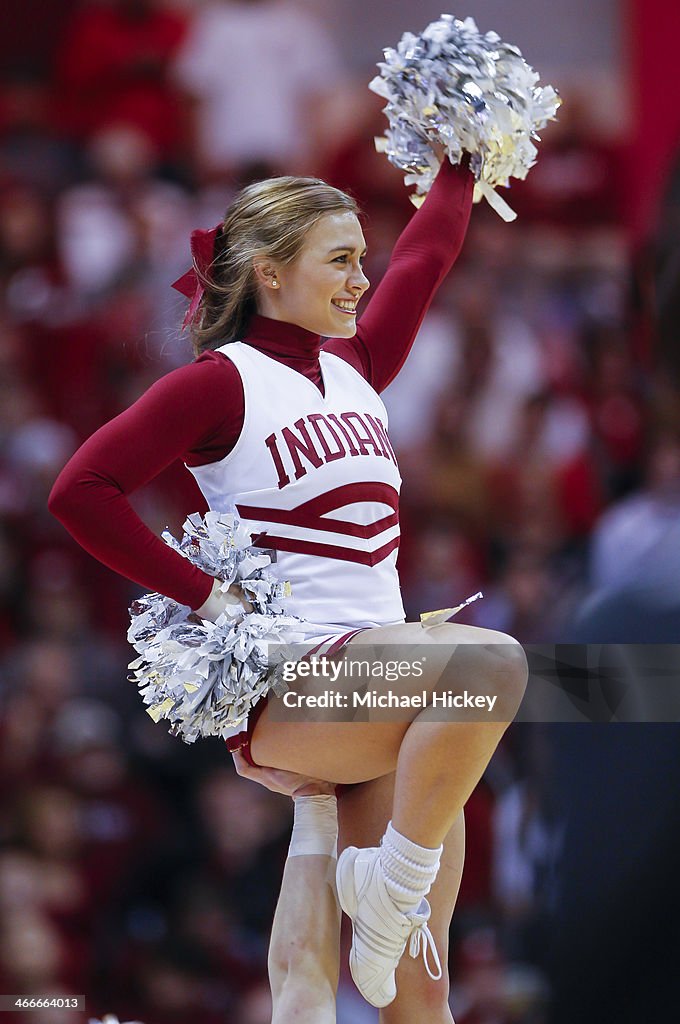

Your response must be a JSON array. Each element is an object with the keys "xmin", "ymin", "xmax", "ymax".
[
  {"xmin": 325, "ymin": 159, "xmax": 473, "ymax": 392},
  {"xmin": 48, "ymin": 353, "xmax": 243, "ymax": 610}
]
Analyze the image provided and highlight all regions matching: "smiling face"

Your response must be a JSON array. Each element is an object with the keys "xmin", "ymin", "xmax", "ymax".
[{"xmin": 255, "ymin": 210, "xmax": 370, "ymax": 338}]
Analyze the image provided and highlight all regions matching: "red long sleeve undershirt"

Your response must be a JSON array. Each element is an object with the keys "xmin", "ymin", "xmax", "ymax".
[{"xmin": 48, "ymin": 161, "xmax": 473, "ymax": 610}]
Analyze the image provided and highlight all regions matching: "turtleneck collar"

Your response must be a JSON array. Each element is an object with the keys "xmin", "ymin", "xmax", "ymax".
[
  {"xmin": 244, "ymin": 314, "xmax": 322, "ymax": 360},
  {"xmin": 240, "ymin": 314, "xmax": 325, "ymax": 392}
]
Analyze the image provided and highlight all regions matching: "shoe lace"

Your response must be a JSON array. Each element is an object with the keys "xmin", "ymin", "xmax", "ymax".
[{"xmin": 408, "ymin": 920, "xmax": 442, "ymax": 981}]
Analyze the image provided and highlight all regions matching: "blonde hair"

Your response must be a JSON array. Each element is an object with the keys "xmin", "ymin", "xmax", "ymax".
[{"xmin": 189, "ymin": 176, "xmax": 360, "ymax": 358}]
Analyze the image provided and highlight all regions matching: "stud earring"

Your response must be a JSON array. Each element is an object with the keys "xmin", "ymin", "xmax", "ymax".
[{"xmin": 272, "ymin": 280, "xmax": 278, "ymax": 288}]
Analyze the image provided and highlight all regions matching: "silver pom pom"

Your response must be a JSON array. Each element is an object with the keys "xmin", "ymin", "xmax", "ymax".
[
  {"xmin": 127, "ymin": 511, "xmax": 304, "ymax": 743},
  {"xmin": 89, "ymin": 1017, "xmax": 144, "ymax": 1024},
  {"xmin": 370, "ymin": 13, "xmax": 561, "ymax": 220}
]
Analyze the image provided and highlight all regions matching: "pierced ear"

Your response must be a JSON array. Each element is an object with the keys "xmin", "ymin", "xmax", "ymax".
[{"xmin": 253, "ymin": 260, "xmax": 280, "ymax": 289}]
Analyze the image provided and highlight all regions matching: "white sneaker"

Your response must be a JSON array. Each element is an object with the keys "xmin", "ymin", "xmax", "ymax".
[{"xmin": 336, "ymin": 845, "xmax": 442, "ymax": 1008}]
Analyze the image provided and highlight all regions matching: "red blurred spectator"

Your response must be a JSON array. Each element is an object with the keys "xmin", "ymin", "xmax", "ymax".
[
  {"xmin": 456, "ymin": 782, "xmax": 495, "ymax": 912},
  {"xmin": 55, "ymin": 0, "xmax": 188, "ymax": 161},
  {"xmin": 585, "ymin": 326, "xmax": 646, "ymax": 497},
  {"xmin": 507, "ymin": 91, "xmax": 623, "ymax": 228},
  {"xmin": 51, "ymin": 699, "xmax": 172, "ymax": 910},
  {"xmin": 487, "ymin": 391, "xmax": 604, "ymax": 553},
  {"xmin": 0, "ymin": 184, "xmax": 62, "ymax": 297},
  {"xmin": 0, "ymin": 65, "xmax": 78, "ymax": 195}
]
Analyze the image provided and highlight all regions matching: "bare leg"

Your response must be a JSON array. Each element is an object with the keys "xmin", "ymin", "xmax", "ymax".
[
  {"xmin": 348, "ymin": 626, "xmax": 524, "ymax": 847},
  {"xmin": 251, "ymin": 622, "xmax": 528, "ymax": 846},
  {"xmin": 230, "ymin": 759, "xmax": 342, "ymax": 1024},
  {"xmin": 339, "ymin": 774, "xmax": 465, "ymax": 1024},
  {"xmin": 269, "ymin": 852, "xmax": 340, "ymax": 1024},
  {"xmin": 250, "ymin": 622, "xmax": 526, "ymax": 1014}
]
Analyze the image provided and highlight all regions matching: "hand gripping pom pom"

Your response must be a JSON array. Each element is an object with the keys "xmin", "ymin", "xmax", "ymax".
[
  {"xmin": 127, "ymin": 511, "xmax": 305, "ymax": 743},
  {"xmin": 370, "ymin": 13, "xmax": 561, "ymax": 220}
]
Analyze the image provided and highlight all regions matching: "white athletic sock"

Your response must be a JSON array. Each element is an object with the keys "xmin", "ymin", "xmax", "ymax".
[
  {"xmin": 379, "ymin": 820, "xmax": 443, "ymax": 913},
  {"xmin": 288, "ymin": 794, "xmax": 338, "ymax": 858}
]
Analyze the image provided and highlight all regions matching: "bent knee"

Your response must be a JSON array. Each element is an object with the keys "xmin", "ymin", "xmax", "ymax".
[
  {"xmin": 434, "ymin": 628, "xmax": 528, "ymax": 713},
  {"xmin": 482, "ymin": 635, "xmax": 528, "ymax": 713},
  {"xmin": 494, "ymin": 633, "xmax": 528, "ymax": 685}
]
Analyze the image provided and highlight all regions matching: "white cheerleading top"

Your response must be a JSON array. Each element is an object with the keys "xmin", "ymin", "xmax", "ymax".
[{"xmin": 185, "ymin": 342, "xmax": 405, "ymax": 631}]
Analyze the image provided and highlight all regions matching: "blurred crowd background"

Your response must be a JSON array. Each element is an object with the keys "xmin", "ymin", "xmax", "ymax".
[{"xmin": 0, "ymin": 1, "xmax": 679, "ymax": 1022}]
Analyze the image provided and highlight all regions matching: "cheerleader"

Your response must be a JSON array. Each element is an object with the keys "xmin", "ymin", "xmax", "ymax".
[{"xmin": 49, "ymin": 147, "xmax": 527, "ymax": 1022}]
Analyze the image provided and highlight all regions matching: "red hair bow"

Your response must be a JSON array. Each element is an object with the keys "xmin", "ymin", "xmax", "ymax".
[{"xmin": 171, "ymin": 224, "xmax": 222, "ymax": 329}]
